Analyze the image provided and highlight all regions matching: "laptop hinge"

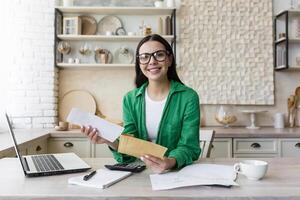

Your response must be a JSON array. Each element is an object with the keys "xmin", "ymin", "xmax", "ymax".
[{"xmin": 22, "ymin": 157, "xmax": 30, "ymax": 172}]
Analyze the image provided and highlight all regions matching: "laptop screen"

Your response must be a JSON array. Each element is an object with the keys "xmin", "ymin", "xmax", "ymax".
[{"xmin": 5, "ymin": 113, "xmax": 28, "ymax": 174}]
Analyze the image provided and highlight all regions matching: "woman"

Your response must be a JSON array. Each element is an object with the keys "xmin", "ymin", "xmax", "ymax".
[{"xmin": 81, "ymin": 34, "xmax": 201, "ymax": 173}]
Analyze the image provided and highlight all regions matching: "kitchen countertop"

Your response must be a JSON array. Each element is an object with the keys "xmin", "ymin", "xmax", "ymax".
[
  {"xmin": 1, "ymin": 157, "xmax": 300, "ymax": 200},
  {"xmin": 1, "ymin": 127, "xmax": 300, "ymax": 153}
]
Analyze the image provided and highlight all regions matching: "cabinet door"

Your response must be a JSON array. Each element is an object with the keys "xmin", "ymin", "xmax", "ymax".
[
  {"xmin": 280, "ymin": 139, "xmax": 300, "ymax": 157},
  {"xmin": 26, "ymin": 139, "xmax": 48, "ymax": 155},
  {"xmin": 233, "ymin": 138, "xmax": 279, "ymax": 157},
  {"xmin": 48, "ymin": 137, "xmax": 91, "ymax": 158},
  {"xmin": 210, "ymin": 138, "xmax": 232, "ymax": 158},
  {"xmin": 92, "ymin": 144, "xmax": 113, "ymax": 158}
]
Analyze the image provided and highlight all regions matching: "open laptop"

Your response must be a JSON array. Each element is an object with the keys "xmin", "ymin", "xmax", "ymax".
[{"xmin": 5, "ymin": 113, "xmax": 91, "ymax": 177}]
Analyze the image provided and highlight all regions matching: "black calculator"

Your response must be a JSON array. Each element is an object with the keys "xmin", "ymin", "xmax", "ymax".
[{"xmin": 104, "ymin": 162, "xmax": 146, "ymax": 173}]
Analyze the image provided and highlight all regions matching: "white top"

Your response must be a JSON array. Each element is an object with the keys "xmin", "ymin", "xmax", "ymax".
[{"xmin": 145, "ymin": 88, "xmax": 167, "ymax": 142}]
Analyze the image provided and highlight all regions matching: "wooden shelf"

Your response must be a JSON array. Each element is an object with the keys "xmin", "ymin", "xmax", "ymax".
[
  {"xmin": 56, "ymin": 63, "xmax": 135, "ymax": 69},
  {"xmin": 55, "ymin": 6, "xmax": 175, "ymax": 15},
  {"xmin": 57, "ymin": 35, "xmax": 174, "ymax": 41}
]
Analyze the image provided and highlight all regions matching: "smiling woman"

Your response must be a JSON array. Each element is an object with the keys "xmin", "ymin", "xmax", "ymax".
[{"xmin": 81, "ymin": 34, "xmax": 201, "ymax": 174}]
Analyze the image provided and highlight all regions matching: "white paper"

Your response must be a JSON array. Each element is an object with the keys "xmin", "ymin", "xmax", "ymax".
[
  {"xmin": 68, "ymin": 169, "xmax": 132, "ymax": 189},
  {"xmin": 66, "ymin": 108, "xmax": 124, "ymax": 142},
  {"xmin": 150, "ymin": 164, "xmax": 238, "ymax": 190}
]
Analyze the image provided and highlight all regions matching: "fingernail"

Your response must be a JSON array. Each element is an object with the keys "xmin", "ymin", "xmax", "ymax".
[
  {"xmin": 145, "ymin": 155, "xmax": 149, "ymax": 158},
  {"xmin": 93, "ymin": 128, "xmax": 96, "ymax": 132},
  {"xmin": 140, "ymin": 156, "xmax": 144, "ymax": 161}
]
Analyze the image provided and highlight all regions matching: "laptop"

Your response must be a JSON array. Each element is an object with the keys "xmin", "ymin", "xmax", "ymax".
[{"xmin": 5, "ymin": 113, "xmax": 91, "ymax": 177}]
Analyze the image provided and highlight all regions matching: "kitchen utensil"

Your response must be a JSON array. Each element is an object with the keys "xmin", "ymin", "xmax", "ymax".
[
  {"xmin": 59, "ymin": 90, "xmax": 97, "ymax": 123},
  {"xmin": 95, "ymin": 48, "xmax": 113, "ymax": 64},
  {"xmin": 79, "ymin": 15, "xmax": 97, "ymax": 35},
  {"xmin": 97, "ymin": 15, "xmax": 122, "ymax": 35}
]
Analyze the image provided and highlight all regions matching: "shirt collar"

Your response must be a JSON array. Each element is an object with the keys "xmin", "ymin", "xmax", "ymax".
[{"xmin": 135, "ymin": 80, "xmax": 187, "ymax": 97}]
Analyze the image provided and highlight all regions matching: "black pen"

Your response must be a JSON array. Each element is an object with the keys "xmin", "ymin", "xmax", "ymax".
[{"xmin": 83, "ymin": 170, "xmax": 97, "ymax": 181}]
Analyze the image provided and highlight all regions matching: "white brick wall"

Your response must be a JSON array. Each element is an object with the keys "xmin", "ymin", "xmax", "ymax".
[{"xmin": 5, "ymin": 0, "xmax": 58, "ymax": 128}]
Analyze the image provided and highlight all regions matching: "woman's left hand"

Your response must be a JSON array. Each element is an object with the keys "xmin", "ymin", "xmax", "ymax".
[{"xmin": 140, "ymin": 155, "xmax": 176, "ymax": 174}]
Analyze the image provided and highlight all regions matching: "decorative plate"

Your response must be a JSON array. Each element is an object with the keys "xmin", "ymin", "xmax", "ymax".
[
  {"xmin": 114, "ymin": 47, "xmax": 134, "ymax": 64},
  {"xmin": 79, "ymin": 15, "xmax": 97, "ymax": 35},
  {"xmin": 97, "ymin": 15, "xmax": 122, "ymax": 35}
]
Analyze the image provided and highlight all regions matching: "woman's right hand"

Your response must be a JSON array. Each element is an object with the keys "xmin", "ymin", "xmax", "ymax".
[
  {"xmin": 80, "ymin": 125, "xmax": 119, "ymax": 150},
  {"xmin": 81, "ymin": 125, "xmax": 108, "ymax": 144}
]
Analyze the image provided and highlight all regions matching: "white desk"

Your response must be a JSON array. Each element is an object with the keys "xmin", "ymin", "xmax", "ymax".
[{"xmin": 0, "ymin": 157, "xmax": 300, "ymax": 199}]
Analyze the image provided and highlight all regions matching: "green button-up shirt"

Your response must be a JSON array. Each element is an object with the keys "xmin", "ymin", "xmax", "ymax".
[{"xmin": 111, "ymin": 80, "xmax": 201, "ymax": 169}]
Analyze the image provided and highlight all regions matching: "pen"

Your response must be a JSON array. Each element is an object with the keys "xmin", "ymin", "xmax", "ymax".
[{"xmin": 83, "ymin": 170, "xmax": 97, "ymax": 181}]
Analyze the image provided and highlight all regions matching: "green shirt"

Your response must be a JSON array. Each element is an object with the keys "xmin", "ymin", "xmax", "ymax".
[{"xmin": 111, "ymin": 80, "xmax": 201, "ymax": 169}]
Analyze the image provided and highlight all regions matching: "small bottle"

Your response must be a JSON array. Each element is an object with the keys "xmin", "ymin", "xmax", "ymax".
[{"xmin": 158, "ymin": 17, "xmax": 163, "ymax": 35}]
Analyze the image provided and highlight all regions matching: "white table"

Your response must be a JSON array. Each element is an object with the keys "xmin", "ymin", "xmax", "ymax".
[{"xmin": 0, "ymin": 157, "xmax": 300, "ymax": 200}]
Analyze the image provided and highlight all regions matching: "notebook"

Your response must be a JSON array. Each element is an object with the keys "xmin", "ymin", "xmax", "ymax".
[{"xmin": 68, "ymin": 169, "xmax": 132, "ymax": 189}]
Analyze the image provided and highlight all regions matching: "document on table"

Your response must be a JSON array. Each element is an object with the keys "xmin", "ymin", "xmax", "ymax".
[
  {"xmin": 68, "ymin": 169, "xmax": 132, "ymax": 189},
  {"xmin": 66, "ymin": 108, "xmax": 124, "ymax": 142},
  {"xmin": 150, "ymin": 164, "xmax": 238, "ymax": 190},
  {"xmin": 118, "ymin": 135, "xmax": 168, "ymax": 159}
]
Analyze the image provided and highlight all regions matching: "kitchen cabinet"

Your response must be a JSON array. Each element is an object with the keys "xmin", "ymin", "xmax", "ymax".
[
  {"xmin": 54, "ymin": 6, "xmax": 176, "ymax": 69},
  {"xmin": 210, "ymin": 138, "xmax": 232, "ymax": 158},
  {"xmin": 91, "ymin": 144, "xmax": 113, "ymax": 158},
  {"xmin": 48, "ymin": 137, "xmax": 91, "ymax": 157},
  {"xmin": 279, "ymin": 138, "xmax": 300, "ymax": 157},
  {"xmin": 274, "ymin": 9, "xmax": 300, "ymax": 70}
]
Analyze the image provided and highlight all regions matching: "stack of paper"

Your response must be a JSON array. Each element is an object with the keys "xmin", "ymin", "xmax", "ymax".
[
  {"xmin": 68, "ymin": 169, "xmax": 132, "ymax": 189},
  {"xmin": 150, "ymin": 164, "xmax": 238, "ymax": 190}
]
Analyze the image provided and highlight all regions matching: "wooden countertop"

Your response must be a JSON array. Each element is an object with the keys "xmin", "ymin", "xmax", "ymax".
[{"xmin": 0, "ymin": 157, "xmax": 300, "ymax": 199}]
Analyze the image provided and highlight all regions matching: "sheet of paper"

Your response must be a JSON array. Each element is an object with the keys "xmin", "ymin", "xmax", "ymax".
[
  {"xmin": 118, "ymin": 135, "xmax": 168, "ymax": 159},
  {"xmin": 66, "ymin": 108, "xmax": 124, "ymax": 142},
  {"xmin": 150, "ymin": 164, "xmax": 238, "ymax": 190},
  {"xmin": 68, "ymin": 169, "xmax": 132, "ymax": 189}
]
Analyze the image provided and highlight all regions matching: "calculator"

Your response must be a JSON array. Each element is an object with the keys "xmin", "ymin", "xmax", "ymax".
[{"xmin": 104, "ymin": 162, "xmax": 146, "ymax": 173}]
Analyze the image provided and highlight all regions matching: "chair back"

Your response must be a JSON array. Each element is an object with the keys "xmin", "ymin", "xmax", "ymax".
[{"xmin": 199, "ymin": 129, "xmax": 215, "ymax": 158}]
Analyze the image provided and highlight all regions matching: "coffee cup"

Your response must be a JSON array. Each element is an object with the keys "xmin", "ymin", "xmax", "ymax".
[
  {"xmin": 234, "ymin": 160, "xmax": 268, "ymax": 181},
  {"xmin": 273, "ymin": 112, "xmax": 285, "ymax": 129},
  {"xmin": 58, "ymin": 121, "xmax": 69, "ymax": 131}
]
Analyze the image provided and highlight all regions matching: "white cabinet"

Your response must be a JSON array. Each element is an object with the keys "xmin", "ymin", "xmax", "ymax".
[
  {"xmin": 279, "ymin": 138, "xmax": 300, "ymax": 157},
  {"xmin": 26, "ymin": 138, "xmax": 48, "ymax": 155},
  {"xmin": 47, "ymin": 137, "xmax": 91, "ymax": 158},
  {"xmin": 233, "ymin": 138, "xmax": 279, "ymax": 158},
  {"xmin": 210, "ymin": 138, "xmax": 232, "ymax": 158},
  {"xmin": 91, "ymin": 144, "xmax": 113, "ymax": 158}
]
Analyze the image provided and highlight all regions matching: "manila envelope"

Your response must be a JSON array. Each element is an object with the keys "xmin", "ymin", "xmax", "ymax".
[{"xmin": 118, "ymin": 135, "xmax": 168, "ymax": 160}]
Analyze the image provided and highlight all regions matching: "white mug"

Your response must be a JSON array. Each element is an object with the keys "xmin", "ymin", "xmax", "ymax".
[
  {"xmin": 234, "ymin": 160, "xmax": 268, "ymax": 181},
  {"xmin": 273, "ymin": 113, "xmax": 285, "ymax": 129}
]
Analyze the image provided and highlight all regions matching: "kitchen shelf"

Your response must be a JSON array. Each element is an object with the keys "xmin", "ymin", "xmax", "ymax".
[
  {"xmin": 55, "ymin": 6, "xmax": 175, "ymax": 15},
  {"xmin": 56, "ymin": 63, "xmax": 135, "ymax": 69},
  {"xmin": 54, "ymin": 6, "xmax": 177, "ymax": 69},
  {"xmin": 57, "ymin": 35, "xmax": 174, "ymax": 41}
]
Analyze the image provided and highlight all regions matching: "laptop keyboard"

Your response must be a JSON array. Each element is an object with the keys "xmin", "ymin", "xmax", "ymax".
[{"xmin": 31, "ymin": 155, "xmax": 64, "ymax": 172}]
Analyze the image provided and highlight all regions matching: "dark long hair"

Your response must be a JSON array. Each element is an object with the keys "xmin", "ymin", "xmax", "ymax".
[{"xmin": 134, "ymin": 34, "xmax": 183, "ymax": 88}]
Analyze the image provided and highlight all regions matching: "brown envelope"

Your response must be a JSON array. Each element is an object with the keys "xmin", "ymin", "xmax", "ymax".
[{"xmin": 118, "ymin": 135, "xmax": 168, "ymax": 160}]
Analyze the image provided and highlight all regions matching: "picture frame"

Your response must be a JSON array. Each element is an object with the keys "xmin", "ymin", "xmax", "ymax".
[{"xmin": 63, "ymin": 17, "xmax": 81, "ymax": 35}]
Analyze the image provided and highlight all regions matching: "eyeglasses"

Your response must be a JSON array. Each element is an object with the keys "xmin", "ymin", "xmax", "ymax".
[{"xmin": 137, "ymin": 50, "xmax": 169, "ymax": 64}]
